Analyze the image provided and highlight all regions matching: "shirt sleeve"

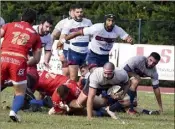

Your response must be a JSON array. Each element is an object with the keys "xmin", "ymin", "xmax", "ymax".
[
  {"xmin": 115, "ymin": 26, "xmax": 128, "ymax": 40},
  {"xmin": 54, "ymin": 20, "xmax": 64, "ymax": 32},
  {"xmin": 44, "ymin": 34, "xmax": 53, "ymax": 51},
  {"xmin": 83, "ymin": 24, "xmax": 100, "ymax": 36},
  {"xmin": 88, "ymin": 72, "xmax": 99, "ymax": 89},
  {"xmin": 151, "ymin": 72, "xmax": 159, "ymax": 86},
  {"xmin": 61, "ymin": 20, "xmax": 72, "ymax": 35}
]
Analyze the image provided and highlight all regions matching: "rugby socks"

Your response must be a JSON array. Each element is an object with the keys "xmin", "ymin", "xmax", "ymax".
[
  {"xmin": 127, "ymin": 89, "xmax": 136, "ymax": 110},
  {"xmin": 109, "ymin": 102, "xmax": 122, "ymax": 112},
  {"xmin": 12, "ymin": 95, "xmax": 25, "ymax": 113},
  {"xmin": 30, "ymin": 99, "xmax": 44, "ymax": 106},
  {"xmin": 142, "ymin": 109, "xmax": 150, "ymax": 115},
  {"xmin": 95, "ymin": 107, "xmax": 107, "ymax": 117}
]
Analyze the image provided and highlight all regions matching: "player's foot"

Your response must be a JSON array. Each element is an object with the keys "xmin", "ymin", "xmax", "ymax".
[
  {"xmin": 127, "ymin": 108, "xmax": 137, "ymax": 115},
  {"xmin": 149, "ymin": 110, "xmax": 160, "ymax": 115},
  {"xmin": 9, "ymin": 110, "xmax": 21, "ymax": 122},
  {"xmin": 105, "ymin": 106, "xmax": 118, "ymax": 119}
]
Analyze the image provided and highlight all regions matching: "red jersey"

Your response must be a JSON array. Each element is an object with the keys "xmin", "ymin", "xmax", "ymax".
[
  {"xmin": 27, "ymin": 66, "xmax": 39, "ymax": 83},
  {"xmin": 1, "ymin": 21, "xmax": 41, "ymax": 57},
  {"xmin": 52, "ymin": 80, "xmax": 81, "ymax": 112},
  {"xmin": 33, "ymin": 70, "xmax": 69, "ymax": 96}
]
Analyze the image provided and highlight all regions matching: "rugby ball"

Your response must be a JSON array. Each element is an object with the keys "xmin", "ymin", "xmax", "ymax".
[{"xmin": 107, "ymin": 85, "xmax": 123, "ymax": 95}]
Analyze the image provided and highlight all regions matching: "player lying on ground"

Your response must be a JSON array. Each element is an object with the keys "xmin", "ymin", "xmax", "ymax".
[{"xmin": 96, "ymin": 85, "xmax": 160, "ymax": 119}]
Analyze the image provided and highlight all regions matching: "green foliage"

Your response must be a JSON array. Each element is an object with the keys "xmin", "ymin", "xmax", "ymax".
[{"xmin": 1, "ymin": 1, "xmax": 175, "ymax": 45}]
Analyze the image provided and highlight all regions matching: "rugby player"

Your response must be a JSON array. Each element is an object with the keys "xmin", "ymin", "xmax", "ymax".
[
  {"xmin": 123, "ymin": 52, "xmax": 163, "ymax": 114},
  {"xmin": 0, "ymin": 8, "xmax": 42, "ymax": 122},
  {"xmin": 58, "ymin": 4, "xmax": 92, "ymax": 81},
  {"xmin": 58, "ymin": 14, "xmax": 133, "ymax": 72}
]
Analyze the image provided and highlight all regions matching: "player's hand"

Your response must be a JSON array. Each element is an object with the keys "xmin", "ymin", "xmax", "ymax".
[
  {"xmin": 159, "ymin": 107, "xmax": 163, "ymax": 113},
  {"xmin": 43, "ymin": 62, "xmax": 51, "ymax": 69},
  {"xmin": 125, "ymin": 35, "xmax": 133, "ymax": 45},
  {"xmin": 48, "ymin": 107, "xmax": 56, "ymax": 115},
  {"xmin": 57, "ymin": 41, "xmax": 63, "ymax": 50},
  {"xmin": 59, "ymin": 102, "xmax": 70, "ymax": 112}
]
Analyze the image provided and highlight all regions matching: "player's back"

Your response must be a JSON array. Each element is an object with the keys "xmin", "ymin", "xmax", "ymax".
[
  {"xmin": 36, "ymin": 70, "xmax": 69, "ymax": 96},
  {"xmin": 1, "ymin": 21, "xmax": 41, "ymax": 57}
]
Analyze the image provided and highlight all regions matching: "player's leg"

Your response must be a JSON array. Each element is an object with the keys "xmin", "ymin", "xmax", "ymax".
[
  {"xmin": 60, "ymin": 50, "xmax": 69, "ymax": 77},
  {"xmin": 86, "ymin": 50, "xmax": 109, "ymax": 72},
  {"xmin": 69, "ymin": 91, "xmax": 87, "ymax": 108},
  {"xmin": 67, "ymin": 49, "xmax": 82, "ymax": 81},
  {"xmin": 9, "ymin": 57, "xmax": 27, "ymax": 122},
  {"xmin": 127, "ymin": 76, "xmax": 140, "ymax": 114}
]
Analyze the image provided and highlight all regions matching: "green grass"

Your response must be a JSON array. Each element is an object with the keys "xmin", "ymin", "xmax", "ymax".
[{"xmin": 0, "ymin": 88, "xmax": 174, "ymax": 129}]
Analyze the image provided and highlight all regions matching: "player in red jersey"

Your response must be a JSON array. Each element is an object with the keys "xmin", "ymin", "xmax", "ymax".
[
  {"xmin": 0, "ymin": 8, "xmax": 42, "ymax": 122},
  {"xmin": 49, "ymin": 79, "xmax": 81, "ymax": 115},
  {"xmin": 24, "ymin": 69, "xmax": 81, "ymax": 114}
]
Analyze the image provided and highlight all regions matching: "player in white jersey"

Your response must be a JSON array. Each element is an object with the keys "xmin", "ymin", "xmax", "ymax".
[
  {"xmin": 123, "ymin": 52, "xmax": 163, "ymax": 115},
  {"xmin": 58, "ymin": 14, "xmax": 132, "ymax": 72},
  {"xmin": 69, "ymin": 62, "xmax": 130, "ymax": 119},
  {"xmin": 51, "ymin": 7, "xmax": 75, "ymax": 76},
  {"xmin": 59, "ymin": 4, "xmax": 92, "ymax": 81},
  {"xmin": 32, "ymin": 15, "xmax": 53, "ymax": 68}
]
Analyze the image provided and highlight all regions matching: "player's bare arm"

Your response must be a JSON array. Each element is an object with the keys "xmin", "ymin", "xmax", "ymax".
[
  {"xmin": 27, "ymin": 48, "xmax": 42, "ymax": 66},
  {"xmin": 87, "ymin": 87, "xmax": 96, "ymax": 120},
  {"xmin": 153, "ymin": 87, "xmax": 163, "ymax": 112},
  {"xmin": 124, "ymin": 35, "xmax": 133, "ymax": 44}
]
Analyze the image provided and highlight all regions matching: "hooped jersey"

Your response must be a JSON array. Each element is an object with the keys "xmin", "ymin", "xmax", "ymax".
[
  {"xmin": 54, "ymin": 18, "xmax": 72, "ymax": 50},
  {"xmin": 61, "ymin": 18, "xmax": 92, "ymax": 53},
  {"xmin": 83, "ymin": 23, "xmax": 128, "ymax": 55}
]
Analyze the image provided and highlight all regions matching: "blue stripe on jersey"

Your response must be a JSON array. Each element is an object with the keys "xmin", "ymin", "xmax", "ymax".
[
  {"xmin": 99, "ymin": 47, "xmax": 111, "ymax": 51},
  {"xmin": 72, "ymin": 42, "xmax": 89, "ymax": 47}
]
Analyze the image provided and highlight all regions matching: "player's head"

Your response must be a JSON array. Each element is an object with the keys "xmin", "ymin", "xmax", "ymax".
[
  {"xmin": 21, "ymin": 8, "xmax": 37, "ymax": 24},
  {"xmin": 80, "ymin": 63, "xmax": 89, "ymax": 77},
  {"xmin": 39, "ymin": 15, "xmax": 53, "ymax": 35},
  {"xmin": 0, "ymin": 17, "xmax": 5, "ymax": 27},
  {"xmin": 71, "ymin": 4, "xmax": 83, "ymax": 22},
  {"xmin": 103, "ymin": 62, "xmax": 115, "ymax": 80},
  {"xmin": 69, "ymin": 6, "xmax": 75, "ymax": 19},
  {"xmin": 104, "ymin": 14, "xmax": 116, "ymax": 32},
  {"xmin": 57, "ymin": 85, "xmax": 70, "ymax": 100},
  {"xmin": 146, "ymin": 52, "xmax": 161, "ymax": 69}
]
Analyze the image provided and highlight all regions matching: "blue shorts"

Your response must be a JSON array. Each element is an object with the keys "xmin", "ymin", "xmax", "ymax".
[
  {"xmin": 67, "ymin": 49, "xmax": 87, "ymax": 66},
  {"xmin": 63, "ymin": 49, "xmax": 68, "ymax": 59},
  {"xmin": 86, "ymin": 50, "xmax": 109, "ymax": 68}
]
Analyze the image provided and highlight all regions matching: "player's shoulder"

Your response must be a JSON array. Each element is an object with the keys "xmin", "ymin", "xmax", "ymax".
[
  {"xmin": 114, "ymin": 67, "xmax": 128, "ymax": 76},
  {"xmin": 82, "ymin": 18, "xmax": 91, "ymax": 22},
  {"xmin": 82, "ymin": 18, "xmax": 92, "ymax": 24},
  {"xmin": 90, "ymin": 23, "xmax": 104, "ymax": 31},
  {"xmin": 32, "ymin": 25, "xmax": 39, "ymax": 32},
  {"xmin": 130, "ymin": 55, "xmax": 146, "ymax": 61}
]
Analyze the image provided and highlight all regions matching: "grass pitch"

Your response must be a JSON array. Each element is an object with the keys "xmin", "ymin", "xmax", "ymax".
[{"xmin": 0, "ymin": 88, "xmax": 174, "ymax": 129}]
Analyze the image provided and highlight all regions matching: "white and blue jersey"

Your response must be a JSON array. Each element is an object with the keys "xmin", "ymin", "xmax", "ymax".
[
  {"xmin": 83, "ymin": 23, "xmax": 128, "ymax": 55},
  {"xmin": 54, "ymin": 18, "xmax": 72, "ymax": 51},
  {"xmin": 61, "ymin": 18, "xmax": 92, "ymax": 54}
]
